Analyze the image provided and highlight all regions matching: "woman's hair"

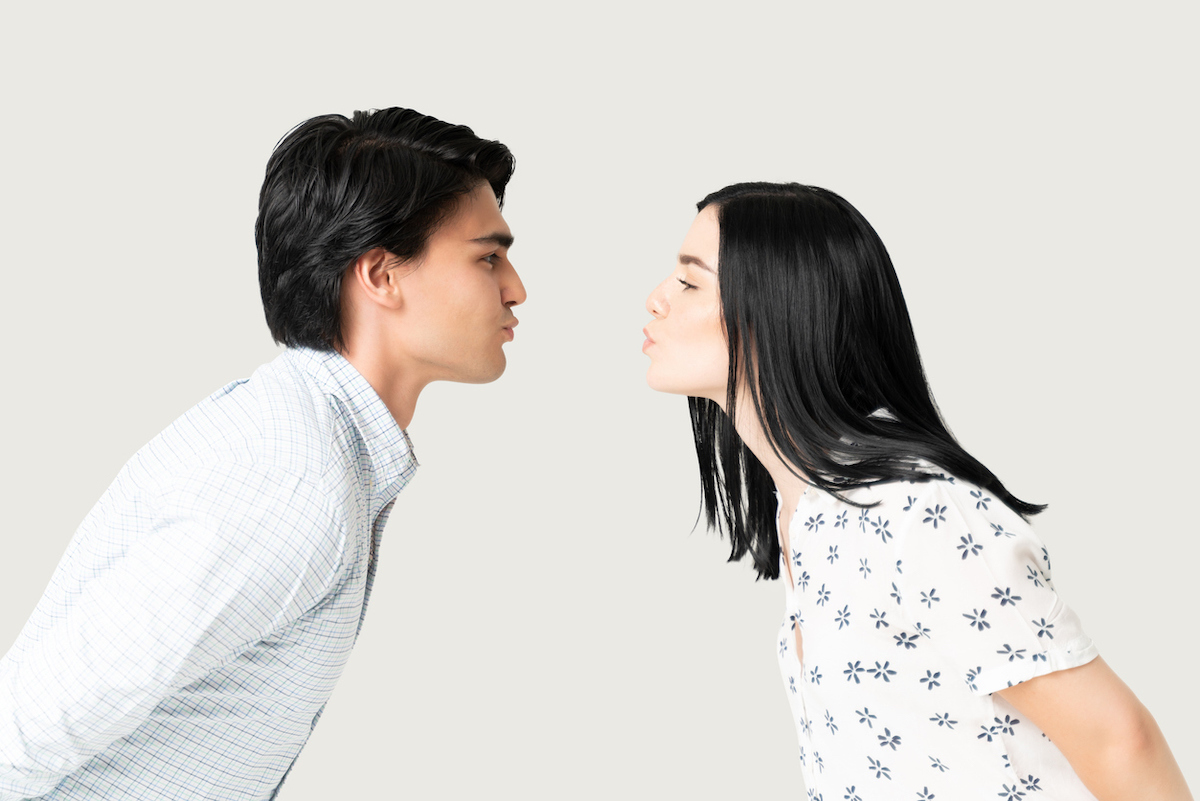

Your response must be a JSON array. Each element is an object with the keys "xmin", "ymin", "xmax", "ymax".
[
  {"xmin": 256, "ymin": 107, "xmax": 515, "ymax": 351},
  {"xmin": 690, "ymin": 182, "xmax": 1044, "ymax": 580}
]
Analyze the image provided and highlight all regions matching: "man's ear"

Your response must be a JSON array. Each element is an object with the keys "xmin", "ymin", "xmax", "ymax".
[{"xmin": 348, "ymin": 247, "xmax": 406, "ymax": 310}]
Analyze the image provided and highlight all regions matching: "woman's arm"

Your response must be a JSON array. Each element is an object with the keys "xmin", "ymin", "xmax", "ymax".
[{"xmin": 997, "ymin": 657, "xmax": 1191, "ymax": 800}]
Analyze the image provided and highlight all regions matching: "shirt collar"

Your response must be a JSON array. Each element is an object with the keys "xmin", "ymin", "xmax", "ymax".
[{"xmin": 284, "ymin": 347, "xmax": 419, "ymax": 501}]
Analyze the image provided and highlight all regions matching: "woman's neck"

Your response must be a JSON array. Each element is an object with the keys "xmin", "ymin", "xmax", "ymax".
[{"xmin": 729, "ymin": 398, "xmax": 811, "ymax": 525}]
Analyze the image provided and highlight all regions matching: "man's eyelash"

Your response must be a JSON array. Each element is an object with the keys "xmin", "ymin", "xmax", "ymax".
[{"xmin": 677, "ymin": 277, "xmax": 698, "ymax": 290}]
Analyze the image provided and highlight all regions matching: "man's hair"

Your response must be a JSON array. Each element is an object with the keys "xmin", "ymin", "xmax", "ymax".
[{"xmin": 255, "ymin": 107, "xmax": 515, "ymax": 351}]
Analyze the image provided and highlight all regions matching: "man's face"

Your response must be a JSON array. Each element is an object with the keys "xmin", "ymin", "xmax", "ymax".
[{"xmin": 392, "ymin": 182, "xmax": 525, "ymax": 384}]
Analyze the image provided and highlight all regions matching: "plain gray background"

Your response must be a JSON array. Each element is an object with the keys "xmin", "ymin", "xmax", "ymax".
[{"xmin": 2, "ymin": 1, "xmax": 1196, "ymax": 797}]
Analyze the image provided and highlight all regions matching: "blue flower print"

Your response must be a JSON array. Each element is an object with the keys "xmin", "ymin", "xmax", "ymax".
[
  {"xmin": 877, "ymin": 727, "xmax": 901, "ymax": 750},
  {"xmin": 920, "ymin": 588, "xmax": 941, "ymax": 608},
  {"xmin": 1041, "ymin": 546, "xmax": 1051, "ymax": 572},
  {"xmin": 801, "ymin": 717, "xmax": 812, "ymax": 736},
  {"xmin": 963, "ymin": 608, "xmax": 991, "ymax": 631},
  {"xmin": 1033, "ymin": 618, "xmax": 1055, "ymax": 639},
  {"xmin": 977, "ymin": 724, "xmax": 999, "ymax": 743},
  {"xmin": 856, "ymin": 707, "xmax": 877, "ymax": 728},
  {"xmin": 965, "ymin": 666, "xmax": 982, "ymax": 692},
  {"xmin": 1031, "ymin": 651, "xmax": 1048, "ymax": 663},
  {"xmin": 912, "ymin": 621, "xmax": 932, "ymax": 638},
  {"xmin": 798, "ymin": 570, "xmax": 811, "ymax": 591},
  {"xmin": 867, "ymin": 756, "xmax": 892, "ymax": 780},
  {"xmin": 997, "ymin": 644, "xmax": 1027, "ymax": 661},
  {"xmin": 845, "ymin": 661, "xmax": 866, "ymax": 683},
  {"xmin": 789, "ymin": 610, "xmax": 804, "ymax": 630},
  {"xmin": 806, "ymin": 513, "xmax": 825, "ymax": 533},
  {"xmin": 835, "ymin": 605, "xmax": 852, "ymax": 630},
  {"xmin": 991, "ymin": 523, "xmax": 1014, "ymax": 538},
  {"xmin": 874, "ymin": 516, "xmax": 893, "ymax": 544},
  {"xmin": 871, "ymin": 608, "xmax": 890, "ymax": 629},
  {"xmin": 792, "ymin": 549, "xmax": 803, "ymax": 569},
  {"xmin": 1025, "ymin": 565, "xmax": 1043, "ymax": 588},
  {"xmin": 957, "ymin": 533, "xmax": 983, "ymax": 559},
  {"xmin": 835, "ymin": 510, "xmax": 849, "ymax": 529},
  {"xmin": 890, "ymin": 582, "xmax": 902, "ymax": 605},
  {"xmin": 894, "ymin": 632, "xmax": 919, "ymax": 650},
  {"xmin": 810, "ymin": 666, "xmax": 823, "ymax": 685},
  {"xmin": 992, "ymin": 715, "xmax": 1020, "ymax": 735},
  {"xmin": 929, "ymin": 756, "xmax": 949, "ymax": 772},
  {"xmin": 814, "ymin": 750, "xmax": 824, "ymax": 773},
  {"xmin": 930, "ymin": 712, "xmax": 956, "ymax": 729},
  {"xmin": 789, "ymin": 676, "xmax": 797, "ymax": 694},
  {"xmin": 896, "ymin": 559, "xmax": 903, "ymax": 574},
  {"xmin": 869, "ymin": 661, "xmax": 897, "ymax": 682},
  {"xmin": 1019, "ymin": 775, "xmax": 1042, "ymax": 792},
  {"xmin": 825, "ymin": 709, "xmax": 838, "ymax": 734},
  {"xmin": 828, "ymin": 545, "xmax": 840, "ymax": 564},
  {"xmin": 969, "ymin": 489, "xmax": 991, "ymax": 509},
  {"xmin": 904, "ymin": 495, "xmax": 918, "ymax": 511},
  {"xmin": 843, "ymin": 788, "xmax": 862, "ymax": 801},
  {"xmin": 779, "ymin": 638, "xmax": 789, "ymax": 657},
  {"xmin": 858, "ymin": 509, "xmax": 871, "ymax": 532},
  {"xmin": 917, "ymin": 788, "xmax": 936, "ymax": 801},
  {"xmin": 991, "ymin": 587, "xmax": 1022, "ymax": 607},
  {"xmin": 816, "ymin": 584, "xmax": 831, "ymax": 606},
  {"xmin": 807, "ymin": 789, "xmax": 823, "ymax": 801},
  {"xmin": 920, "ymin": 670, "xmax": 941, "ymax": 690},
  {"xmin": 998, "ymin": 784, "xmax": 1026, "ymax": 801},
  {"xmin": 923, "ymin": 504, "xmax": 947, "ymax": 528},
  {"xmin": 859, "ymin": 558, "xmax": 871, "ymax": 579}
]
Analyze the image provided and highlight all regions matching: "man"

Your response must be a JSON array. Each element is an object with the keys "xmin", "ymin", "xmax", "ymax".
[{"xmin": 0, "ymin": 107, "xmax": 524, "ymax": 800}]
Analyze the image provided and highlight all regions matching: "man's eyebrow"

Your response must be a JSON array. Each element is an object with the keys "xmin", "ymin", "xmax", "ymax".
[
  {"xmin": 471, "ymin": 233, "xmax": 515, "ymax": 248},
  {"xmin": 679, "ymin": 254, "xmax": 714, "ymax": 273}
]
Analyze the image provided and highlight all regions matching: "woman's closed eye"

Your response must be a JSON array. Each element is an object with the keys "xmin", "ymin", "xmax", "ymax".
[{"xmin": 677, "ymin": 277, "xmax": 698, "ymax": 290}]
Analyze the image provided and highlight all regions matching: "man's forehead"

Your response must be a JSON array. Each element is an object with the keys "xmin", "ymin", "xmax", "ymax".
[{"xmin": 447, "ymin": 184, "xmax": 513, "ymax": 244}]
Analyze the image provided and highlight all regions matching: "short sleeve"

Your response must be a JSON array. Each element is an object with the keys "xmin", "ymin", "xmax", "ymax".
[{"xmin": 893, "ymin": 478, "xmax": 1097, "ymax": 695}]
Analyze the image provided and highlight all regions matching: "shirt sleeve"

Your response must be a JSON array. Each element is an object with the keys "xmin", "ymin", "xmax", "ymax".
[
  {"xmin": 893, "ymin": 477, "xmax": 1098, "ymax": 696},
  {"xmin": 0, "ymin": 462, "xmax": 345, "ymax": 799}
]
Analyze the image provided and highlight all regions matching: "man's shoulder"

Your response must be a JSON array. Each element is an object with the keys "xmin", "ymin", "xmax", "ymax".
[{"xmin": 125, "ymin": 351, "xmax": 349, "ymax": 498}]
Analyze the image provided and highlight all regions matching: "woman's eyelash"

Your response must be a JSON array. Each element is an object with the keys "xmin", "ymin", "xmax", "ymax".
[{"xmin": 677, "ymin": 277, "xmax": 698, "ymax": 290}]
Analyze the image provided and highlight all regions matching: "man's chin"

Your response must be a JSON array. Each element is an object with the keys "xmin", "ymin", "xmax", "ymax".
[{"xmin": 453, "ymin": 356, "xmax": 507, "ymax": 385}]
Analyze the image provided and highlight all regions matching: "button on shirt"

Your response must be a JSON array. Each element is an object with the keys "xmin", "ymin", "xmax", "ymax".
[
  {"xmin": 0, "ymin": 347, "xmax": 418, "ymax": 801},
  {"xmin": 777, "ymin": 473, "xmax": 1098, "ymax": 798}
]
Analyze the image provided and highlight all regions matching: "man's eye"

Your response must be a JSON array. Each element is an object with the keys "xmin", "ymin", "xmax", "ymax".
[
  {"xmin": 483, "ymin": 254, "xmax": 498, "ymax": 266},
  {"xmin": 677, "ymin": 277, "xmax": 698, "ymax": 290}
]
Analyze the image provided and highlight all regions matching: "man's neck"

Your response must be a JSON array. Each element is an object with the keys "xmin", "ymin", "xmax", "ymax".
[{"xmin": 337, "ymin": 346, "xmax": 426, "ymax": 430}]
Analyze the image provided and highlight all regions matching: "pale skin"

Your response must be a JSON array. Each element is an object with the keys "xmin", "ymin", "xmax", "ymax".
[
  {"xmin": 644, "ymin": 205, "xmax": 1191, "ymax": 799},
  {"xmin": 338, "ymin": 182, "xmax": 526, "ymax": 429}
]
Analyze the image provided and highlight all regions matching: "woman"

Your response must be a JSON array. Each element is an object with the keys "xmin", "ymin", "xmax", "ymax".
[{"xmin": 642, "ymin": 183, "xmax": 1190, "ymax": 799}]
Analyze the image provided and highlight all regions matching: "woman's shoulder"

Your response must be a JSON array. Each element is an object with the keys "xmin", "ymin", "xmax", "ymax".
[{"xmin": 808, "ymin": 466, "xmax": 1028, "ymax": 533}]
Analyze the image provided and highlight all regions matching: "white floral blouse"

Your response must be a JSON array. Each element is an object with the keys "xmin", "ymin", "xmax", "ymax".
[{"xmin": 776, "ymin": 472, "xmax": 1099, "ymax": 800}]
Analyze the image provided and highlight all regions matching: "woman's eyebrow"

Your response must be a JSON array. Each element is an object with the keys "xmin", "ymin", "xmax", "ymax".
[{"xmin": 679, "ymin": 254, "xmax": 714, "ymax": 273}]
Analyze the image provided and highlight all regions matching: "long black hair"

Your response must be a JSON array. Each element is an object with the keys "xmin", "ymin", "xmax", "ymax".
[
  {"xmin": 689, "ymin": 182, "xmax": 1044, "ymax": 580},
  {"xmin": 256, "ymin": 107, "xmax": 515, "ymax": 351}
]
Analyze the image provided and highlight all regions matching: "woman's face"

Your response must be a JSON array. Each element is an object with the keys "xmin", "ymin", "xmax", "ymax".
[{"xmin": 643, "ymin": 205, "xmax": 730, "ymax": 404}]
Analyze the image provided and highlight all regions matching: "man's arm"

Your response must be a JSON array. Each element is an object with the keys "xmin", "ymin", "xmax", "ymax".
[
  {"xmin": 997, "ymin": 657, "xmax": 1191, "ymax": 800},
  {"xmin": 0, "ymin": 463, "xmax": 343, "ymax": 799}
]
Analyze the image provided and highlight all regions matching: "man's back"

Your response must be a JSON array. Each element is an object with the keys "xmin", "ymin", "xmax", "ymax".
[{"xmin": 0, "ymin": 348, "xmax": 417, "ymax": 800}]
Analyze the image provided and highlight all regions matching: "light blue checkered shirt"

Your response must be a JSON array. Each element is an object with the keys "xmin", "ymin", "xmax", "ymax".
[{"xmin": 0, "ymin": 348, "xmax": 418, "ymax": 800}]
